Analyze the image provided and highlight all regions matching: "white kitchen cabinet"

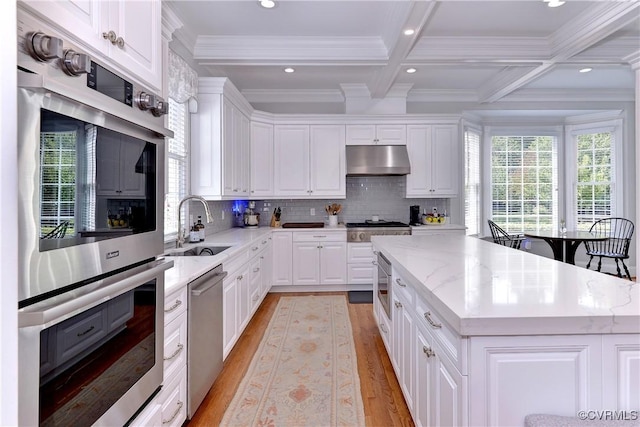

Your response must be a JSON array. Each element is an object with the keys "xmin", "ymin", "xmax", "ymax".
[
  {"xmin": 96, "ymin": 129, "xmax": 146, "ymax": 197},
  {"xmin": 163, "ymin": 310, "xmax": 187, "ymax": 384},
  {"xmin": 415, "ymin": 324, "xmax": 434, "ymax": 427},
  {"xmin": 272, "ymin": 232, "xmax": 293, "ymax": 286},
  {"xmin": 259, "ymin": 238, "xmax": 273, "ymax": 298},
  {"xmin": 346, "ymin": 124, "xmax": 406, "ymax": 145},
  {"xmin": 249, "ymin": 256, "xmax": 262, "ymax": 313},
  {"xmin": 222, "ymin": 270, "xmax": 238, "ymax": 358},
  {"xmin": 432, "ymin": 337, "xmax": 467, "ymax": 427},
  {"xmin": 158, "ymin": 365, "xmax": 187, "ymax": 427},
  {"xmin": 602, "ymin": 335, "xmax": 640, "ymax": 411},
  {"xmin": 291, "ymin": 231, "xmax": 347, "ymax": 285},
  {"xmin": 250, "ymin": 121, "xmax": 274, "ymax": 197},
  {"xmin": 191, "ymin": 78, "xmax": 253, "ymax": 200},
  {"xmin": 406, "ymin": 124, "xmax": 459, "ymax": 198},
  {"xmin": 347, "ymin": 242, "xmax": 375, "ymax": 285},
  {"xmin": 273, "ymin": 125, "xmax": 345, "ymax": 198},
  {"xmin": 20, "ymin": 0, "xmax": 162, "ymax": 92},
  {"xmin": 392, "ymin": 292, "xmax": 415, "ymax": 414}
]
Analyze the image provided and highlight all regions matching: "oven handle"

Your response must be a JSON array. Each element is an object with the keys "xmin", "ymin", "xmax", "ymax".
[{"xmin": 18, "ymin": 259, "xmax": 173, "ymax": 328}]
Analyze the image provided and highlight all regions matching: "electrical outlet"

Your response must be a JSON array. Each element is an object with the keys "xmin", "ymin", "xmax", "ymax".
[
  {"xmin": 221, "ymin": 210, "xmax": 225, "ymax": 220},
  {"xmin": 263, "ymin": 207, "xmax": 269, "ymax": 212},
  {"xmin": 310, "ymin": 208, "xmax": 315, "ymax": 216}
]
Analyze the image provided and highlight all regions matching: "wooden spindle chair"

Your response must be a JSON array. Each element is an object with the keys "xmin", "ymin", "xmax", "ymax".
[{"xmin": 584, "ymin": 217, "xmax": 634, "ymax": 280}]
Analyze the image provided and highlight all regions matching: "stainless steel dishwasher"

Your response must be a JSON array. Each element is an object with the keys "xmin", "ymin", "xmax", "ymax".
[{"xmin": 187, "ymin": 263, "xmax": 227, "ymax": 418}]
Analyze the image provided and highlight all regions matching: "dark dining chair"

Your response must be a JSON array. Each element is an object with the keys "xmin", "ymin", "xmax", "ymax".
[
  {"xmin": 488, "ymin": 220, "xmax": 526, "ymax": 250},
  {"xmin": 584, "ymin": 217, "xmax": 634, "ymax": 280}
]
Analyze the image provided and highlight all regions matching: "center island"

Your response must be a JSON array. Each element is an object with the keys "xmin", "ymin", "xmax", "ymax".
[{"xmin": 370, "ymin": 234, "xmax": 640, "ymax": 427}]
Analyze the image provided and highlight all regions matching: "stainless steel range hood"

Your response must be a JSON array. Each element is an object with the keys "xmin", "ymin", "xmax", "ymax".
[{"xmin": 346, "ymin": 145, "xmax": 411, "ymax": 176}]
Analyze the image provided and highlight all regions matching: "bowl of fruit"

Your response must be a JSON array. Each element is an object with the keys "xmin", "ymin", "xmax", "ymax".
[{"xmin": 422, "ymin": 214, "xmax": 447, "ymax": 225}]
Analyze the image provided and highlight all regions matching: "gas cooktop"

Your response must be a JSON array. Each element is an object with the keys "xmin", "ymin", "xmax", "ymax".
[{"xmin": 346, "ymin": 221, "xmax": 409, "ymax": 228}]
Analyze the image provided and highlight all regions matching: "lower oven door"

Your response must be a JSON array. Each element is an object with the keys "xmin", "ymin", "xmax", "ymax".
[{"xmin": 18, "ymin": 259, "xmax": 173, "ymax": 427}]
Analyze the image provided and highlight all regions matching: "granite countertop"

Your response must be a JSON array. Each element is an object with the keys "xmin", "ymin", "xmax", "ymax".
[
  {"xmin": 371, "ymin": 234, "xmax": 640, "ymax": 337},
  {"xmin": 163, "ymin": 227, "xmax": 272, "ymax": 295}
]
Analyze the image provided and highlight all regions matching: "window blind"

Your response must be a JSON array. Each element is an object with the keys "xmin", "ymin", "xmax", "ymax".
[
  {"xmin": 464, "ymin": 129, "xmax": 480, "ymax": 236},
  {"xmin": 165, "ymin": 98, "xmax": 189, "ymax": 238}
]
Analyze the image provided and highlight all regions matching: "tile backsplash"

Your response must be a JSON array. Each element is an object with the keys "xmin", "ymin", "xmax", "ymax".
[{"xmin": 186, "ymin": 176, "xmax": 450, "ymax": 234}]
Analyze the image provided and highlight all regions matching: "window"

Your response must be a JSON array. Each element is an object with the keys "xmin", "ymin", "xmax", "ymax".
[
  {"xmin": 568, "ymin": 121, "xmax": 622, "ymax": 231},
  {"xmin": 40, "ymin": 130, "xmax": 77, "ymax": 237},
  {"xmin": 165, "ymin": 98, "xmax": 189, "ymax": 239},
  {"xmin": 464, "ymin": 128, "xmax": 481, "ymax": 235},
  {"xmin": 489, "ymin": 134, "xmax": 558, "ymax": 233}
]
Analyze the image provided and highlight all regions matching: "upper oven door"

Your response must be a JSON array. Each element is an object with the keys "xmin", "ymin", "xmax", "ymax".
[{"xmin": 18, "ymin": 73, "xmax": 166, "ymax": 305}]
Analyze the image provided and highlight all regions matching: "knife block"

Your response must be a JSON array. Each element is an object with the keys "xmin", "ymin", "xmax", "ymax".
[{"xmin": 270, "ymin": 214, "xmax": 280, "ymax": 228}]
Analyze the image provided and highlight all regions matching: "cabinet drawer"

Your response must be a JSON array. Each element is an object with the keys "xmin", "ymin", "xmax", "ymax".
[
  {"xmin": 415, "ymin": 295, "xmax": 467, "ymax": 374},
  {"xmin": 347, "ymin": 242, "xmax": 374, "ymax": 263},
  {"xmin": 393, "ymin": 272, "xmax": 415, "ymax": 307},
  {"xmin": 163, "ymin": 311, "xmax": 187, "ymax": 382},
  {"xmin": 159, "ymin": 365, "xmax": 187, "ymax": 427},
  {"xmin": 292, "ymin": 231, "xmax": 346, "ymax": 242},
  {"xmin": 224, "ymin": 248, "xmax": 250, "ymax": 277},
  {"xmin": 164, "ymin": 286, "xmax": 187, "ymax": 325},
  {"xmin": 347, "ymin": 264, "xmax": 374, "ymax": 284}
]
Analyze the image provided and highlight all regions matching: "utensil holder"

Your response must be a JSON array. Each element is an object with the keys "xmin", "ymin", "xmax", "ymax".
[{"xmin": 328, "ymin": 215, "xmax": 338, "ymax": 227}]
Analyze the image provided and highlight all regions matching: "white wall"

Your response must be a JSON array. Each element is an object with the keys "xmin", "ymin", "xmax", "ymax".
[{"xmin": 1, "ymin": 0, "xmax": 19, "ymax": 424}]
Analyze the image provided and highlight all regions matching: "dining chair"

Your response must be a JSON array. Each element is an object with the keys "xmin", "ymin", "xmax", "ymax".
[
  {"xmin": 584, "ymin": 217, "xmax": 634, "ymax": 280},
  {"xmin": 488, "ymin": 220, "xmax": 526, "ymax": 250}
]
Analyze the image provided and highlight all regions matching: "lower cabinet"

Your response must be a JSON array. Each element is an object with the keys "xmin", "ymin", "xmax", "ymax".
[
  {"xmin": 158, "ymin": 365, "xmax": 188, "ymax": 427},
  {"xmin": 272, "ymin": 231, "xmax": 293, "ymax": 286},
  {"xmin": 291, "ymin": 231, "xmax": 346, "ymax": 285}
]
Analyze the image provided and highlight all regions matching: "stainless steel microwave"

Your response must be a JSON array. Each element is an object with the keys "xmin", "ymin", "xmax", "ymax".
[{"xmin": 17, "ymin": 11, "xmax": 172, "ymax": 307}]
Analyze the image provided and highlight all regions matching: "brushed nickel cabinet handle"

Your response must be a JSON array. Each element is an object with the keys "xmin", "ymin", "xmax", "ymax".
[
  {"xmin": 164, "ymin": 344, "xmax": 184, "ymax": 361},
  {"xmin": 164, "ymin": 299, "xmax": 183, "ymax": 313},
  {"xmin": 162, "ymin": 401, "xmax": 184, "ymax": 424},
  {"xmin": 396, "ymin": 278, "xmax": 406, "ymax": 287},
  {"xmin": 424, "ymin": 311, "xmax": 442, "ymax": 329}
]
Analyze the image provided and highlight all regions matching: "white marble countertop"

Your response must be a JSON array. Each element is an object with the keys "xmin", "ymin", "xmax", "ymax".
[
  {"xmin": 371, "ymin": 234, "xmax": 640, "ymax": 336},
  {"xmin": 163, "ymin": 227, "xmax": 272, "ymax": 295},
  {"xmin": 410, "ymin": 223, "xmax": 466, "ymax": 230}
]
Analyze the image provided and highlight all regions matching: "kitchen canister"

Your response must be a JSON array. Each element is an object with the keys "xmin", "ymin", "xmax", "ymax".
[{"xmin": 328, "ymin": 215, "xmax": 338, "ymax": 227}]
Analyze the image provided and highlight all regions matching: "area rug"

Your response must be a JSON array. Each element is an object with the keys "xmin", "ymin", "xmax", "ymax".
[{"xmin": 220, "ymin": 295, "xmax": 366, "ymax": 426}]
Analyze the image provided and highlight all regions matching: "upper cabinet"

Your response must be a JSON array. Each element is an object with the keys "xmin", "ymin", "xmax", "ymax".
[
  {"xmin": 19, "ymin": 0, "xmax": 162, "ymax": 92},
  {"xmin": 273, "ymin": 125, "xmax": 346, "ymax": 198},
  {"xmin": 250, "ymin": 121, "xmax": 274, "ymax": 198},
  {"xmin": 191, "ymin": 78, "xmax": 253, "ymax": 200},
  {"xmin": 406, "ymin": 124, "xmax": 459, "ymax": 198},
  {"xmin": 346, "ymin": 124, "xmax": 406, "ymax": 145}
]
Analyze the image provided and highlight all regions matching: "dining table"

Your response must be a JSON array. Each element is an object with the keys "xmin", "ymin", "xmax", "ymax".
[{"xmin": 523, "ymin": 230, "xmax": 608, "ymax": 265}]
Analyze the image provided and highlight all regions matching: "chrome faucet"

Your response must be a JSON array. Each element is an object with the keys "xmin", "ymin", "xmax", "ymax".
[{"xmin": 176, "ymin": 195, "xmax": 214, "ymax": 248}]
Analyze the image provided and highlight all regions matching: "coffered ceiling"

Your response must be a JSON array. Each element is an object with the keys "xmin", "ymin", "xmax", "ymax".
[{"xmin": 164, "ymin": 0, "xmax": 639, "ymax": 113}]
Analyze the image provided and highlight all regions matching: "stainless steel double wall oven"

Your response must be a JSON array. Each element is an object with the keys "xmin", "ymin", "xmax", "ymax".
[{"xmin": 17, "ymin": 10, "xmax": 172, "ymax": 426}]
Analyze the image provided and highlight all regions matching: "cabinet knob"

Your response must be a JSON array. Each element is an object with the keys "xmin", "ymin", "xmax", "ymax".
[
  {"xmin": 396, "ymin": 278, "xmax": 406, "ymax": 287},
  {"xmin": 115, "ymin": 36, "xmax": 125, "ymax": 49},
  {"xmin": 237, "ymin": 275, "xmax": 243, "ymax": 280},
  {"xmin": 102, "ymin": 30, "xmax": 117, "ymax": 44},
  {"xmin": 253, "ymin": 267, "xmax": 259, "ymax": 273},
  {"xmin": 394, "ymin": 300, "xmax": 402, "ymax": 308},
  {"xmin": 424, "ymin": 311, "xmax": 442, "ymax": 329},
  {"xmin": 423, "ymin": 345, "xmax": 435, "ymax": 358}
]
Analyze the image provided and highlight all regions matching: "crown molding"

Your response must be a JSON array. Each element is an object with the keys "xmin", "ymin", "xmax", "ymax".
[
  {"xmin": 242, "ymin": 89, "xmax": 345, "ymax": 104},
  {"xmin": 161, "ymin": 5, "xmax": 183, "ymax": 42},
  {"xmin": 193, "ymin": 36, "xmax": 388, "ymax": 63},
  {"xmin": 409, "ymin": 36, "xmax": 550, "ymax": 62},
  {"xmin": 502, "ymin": 88, "xmax": 634, "ymax": 103},
  {"xmin": 198, "ymin": 77, "xmax": 254, "ymax": 114},
  {"xmin": 408, "ymin": 89, "xmax": 477, "ymax": 103},
  {"xmin": 623, "ymin": 50, "xmax": 640, "ymax": 70},
  {"xmin": 575, "ymin": 37, "xmax": 640, "ymax": 63},
  {"xmin": 563, "ymin": 110, "xmax": 624, "ymax": 125}
]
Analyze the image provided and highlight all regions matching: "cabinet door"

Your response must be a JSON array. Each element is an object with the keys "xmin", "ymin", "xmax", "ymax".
[
  {"xmin": 406, "ymin": 125, "xmax": 432, "ymax": 197},
  {"xmin": 249, "ymin": 257, "xmax": 262, "ymax": 313},
  {"xmin": 222, "ymin": 99, "xmax": 235, "ymax": 195},
  {"xmin": 415, "ymin": 325, "xmax": 434, "ymax": 427},
  {"xmin": 190, "ymin": 93, "xmax": 223, "ymax": 199},
  {"xmin": 292, "ymin": 242, "xmax": 320, "ymax": 285},
  {"xmin": 376, "ymin": 125, "xmax": 406, "ymax": 145},
  {"xmin": 309, "ymin": 125, "xmax": 345, "ymax": 197},
  {"xmin": 272, "ymin": 232, "xmax": 293, "ymax": 286},
  {"xmin": 236, "ymin": 264, "xmax": 251, "ymax": 332},
  {"xmin": 233, "ymin": 110, "xmax": 250, "ymax": 196},
  {"xmin": 250, "ymin": 122, "xmax": 274, "ymax": 197},
  {"xmin": 260, "ymin": 242, "xmax": 273, "ymax": 297},
  {"xmin": 319, "ymin": 242, "xmax": 347, "ymax": 284},
  {"xmin": 602, "ymin": 335, "xmax": 640, "ymax": 411},
  {"xmin": 432, "ymin": 339, "xmax": 467, "ymax": 427},
  {"xmin": 163, "ymin": 311, "xmax": 187, "ymax": 383},
  {"xmin": 400, "ymin": 301, "xmax": 415, "ymax": 413},
  {"xmin": 107, "ymin": 0, "xmax": 162, "ymax": 92},
  {"xmin": 346, "ymin": 125, "xmax": 376, "ymax": 145},
  {"xmin": 222, "ymin": 276, "xmax": 237, "ymax": 359},
  {"xmin": 430, "ymin": 125, "xmax": 458, "ymax": 196},
  {"xmin": 273, "ymin": 125, "xmax": 310, "ymax": 196}
]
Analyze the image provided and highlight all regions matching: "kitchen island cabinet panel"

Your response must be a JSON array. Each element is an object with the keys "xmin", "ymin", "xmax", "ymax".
[{"xmin": 602, "ymin": 335, "xmax": 640, "ymax": 411}]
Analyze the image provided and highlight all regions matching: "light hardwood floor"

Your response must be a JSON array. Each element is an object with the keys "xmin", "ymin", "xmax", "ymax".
[{"xmin": 187, "ymin": 292, "xmax": 414, "ymax": 427}]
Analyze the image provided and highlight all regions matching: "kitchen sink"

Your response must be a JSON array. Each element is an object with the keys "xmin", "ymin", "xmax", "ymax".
[{"xmin": 164, "ymin": 246, "xmax": 231, "ymax": 257}]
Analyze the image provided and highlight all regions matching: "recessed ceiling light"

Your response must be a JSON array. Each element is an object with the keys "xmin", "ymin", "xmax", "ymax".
[
  {"xmin": 404, "ymin": 29, "xmax": 415, "ymax": 36},
  {"xmin": 406, "ymin": 68, "xmax": 417, "ymax": 74},
  {"xmin": 544, "ymin": 0, "xmax": 565, "ymax": 7},
  {"xmin": 284, "ymin": 67, "xmax": 295, "ymax": 73},
  {"xmin": 579, "ymin": 67, "xmax": 593, "ymax": 73},
  {"xmin": 259, "ymin": 0, "xmax": 275, "ymax": 9}
]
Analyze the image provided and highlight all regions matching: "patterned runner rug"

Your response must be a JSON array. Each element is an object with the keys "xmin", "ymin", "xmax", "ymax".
[{"xmin": 221, "ymin": 295, "xmax": 366, "ymax": 426}]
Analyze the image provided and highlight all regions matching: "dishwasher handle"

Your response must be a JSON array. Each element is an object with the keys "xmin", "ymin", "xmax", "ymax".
[{"xmin": 190, "ymin": 270, "xmax": 227, "ymax": 296}]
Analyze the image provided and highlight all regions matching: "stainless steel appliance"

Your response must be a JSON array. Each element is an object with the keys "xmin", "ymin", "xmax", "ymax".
[
  {"xmin": 18, "ymin": 258, "xmax": 173, "ymax": 426},
  {"xmin": 17, "ymin": 11, "xmax": 171, "ymax": 306},
  {"xmin": 346, "ymin": 145, "xmax": 411, "ymax": 176},
  {"xmin": 410, "ymin": 205, "xmax": 421, "ymax": 225},
  {"xmin": 188, "ymin": 264, "xmax": 228, "ymax": 418},
  {"xmin": 17, "ymin": 11, "xmax": 173, "ymax": 427},
  {"xmin": 346, "ymin": 221, "xmax": 412, "ymax": 242},
  {"xmin": 376, "ymin": 252, "xmax": 392, "ymax": 320}
]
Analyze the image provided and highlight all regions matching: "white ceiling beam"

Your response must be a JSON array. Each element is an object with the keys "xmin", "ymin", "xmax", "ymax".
[
  {"xmin": 477, "ymin": 1, "xmax": 640, "ymax": 103},
  {"xmin": 369, "ymin": 1, "xmax": 438, "ymax": 99}
]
